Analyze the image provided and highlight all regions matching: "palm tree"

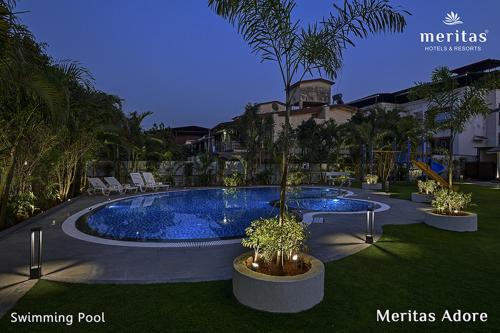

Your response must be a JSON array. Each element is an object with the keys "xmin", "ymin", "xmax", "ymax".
[
  {"xmin": 209, "ymin": 0, "xmax": 409, "ymax": 222},
  {"xmin": 0, "ymin": 20, "xmax": 67, "ymax": 227}
]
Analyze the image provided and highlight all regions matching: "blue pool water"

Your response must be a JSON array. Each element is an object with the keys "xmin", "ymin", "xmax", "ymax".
[
  {"xmin": 287, "ymin": 197, "xmax": 375, "ymax": 212},
  {"xmin": 77, "ymin": 187, "xmax": 372, "ymax": 242}
]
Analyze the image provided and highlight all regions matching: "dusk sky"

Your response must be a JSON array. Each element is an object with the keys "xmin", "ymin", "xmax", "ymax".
[{"xmin": 17, "ymin": 0, "xmax": 500, "ymax": 128}]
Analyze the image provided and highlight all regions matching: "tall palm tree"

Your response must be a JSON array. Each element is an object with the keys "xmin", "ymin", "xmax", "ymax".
[{"xmin": 209, "ymin": 0, "xmax": 409, "ymax": 222}]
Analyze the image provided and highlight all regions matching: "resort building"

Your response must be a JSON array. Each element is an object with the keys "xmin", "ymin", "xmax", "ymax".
[
  {"xmin": 348, "ymin": 59, "xmax": 500, "ymax": 180},
  {"xmin": 188, "ymin": 78, "xmax": 357, "ymax": 158},
  {"xmin": 172, "ymin": 126, "xmax": 209, "ymax": 145}
]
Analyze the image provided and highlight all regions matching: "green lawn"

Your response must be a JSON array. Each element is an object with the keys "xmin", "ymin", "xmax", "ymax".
[{"xmin": 1, "ymin": 184, "xmax": 499, "ymax": 333}]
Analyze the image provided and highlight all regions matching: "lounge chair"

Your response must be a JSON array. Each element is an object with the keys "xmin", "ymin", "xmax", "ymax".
[
  {"xmin": 142, "ymin": 172, "xmax": 170, "ymax": 191},
  {"xmin": 104, "ymin": 176, "xmax": 139, "ymax": 194},
  {"xmin": 87, "ymin": 177, "xmax": 121, "ymax": 196},
  {"xmin": 130, "ymin": 172, "xmax": 157, "ymax": 192}
]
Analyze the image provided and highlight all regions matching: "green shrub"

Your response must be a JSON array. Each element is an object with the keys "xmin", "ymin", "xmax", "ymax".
[
  {"xmin": 242, "ymin": 214, "xmax": 308, "ymax": 263},
  {"xmin": 432, "ymin": 188, "xmax": 472, "ymax": 215},
  {"xmin": 417, "ymin": 179, "xmax": 439, "ymax": 195},
  {"xmin": 286, "ymin": 170, "xmax": 307, "ymax": 186},
  {"xmin": 223, "ymin": 173, "xmax": 243, "ymax": 187},
  {"xmin": 364, "ymin": 174, "xmax": 378, "ymax": 184},
  {"xmin": 10, "ymin": 192, "xmax": 38, "ymax": 221}
]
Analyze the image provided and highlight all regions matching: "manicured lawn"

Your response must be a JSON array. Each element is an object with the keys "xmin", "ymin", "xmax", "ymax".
[{"xmin": 1, "ymin": 184, "xmax": 499, "ymax": 333}]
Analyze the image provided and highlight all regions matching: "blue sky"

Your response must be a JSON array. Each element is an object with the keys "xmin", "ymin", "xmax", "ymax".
[{"xmin": 17, "ymin": 0, "xmax": 500, "ymax": 128}]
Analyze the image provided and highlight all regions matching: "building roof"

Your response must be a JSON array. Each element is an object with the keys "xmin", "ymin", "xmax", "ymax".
[
  {"xmin": 347, "ymin": 59, "xmax": 500, "ymax": 108},
  {"xmin": 255, "ymin": 100, "xmax": 285, "ymax": 106},
  {"xmin": 172, "ymin": 126, "xmax": 209, "ymax": 133},
  {"xmin": 277, "ymin": 104, "xmax": 357, "ymax": 117},
  {"xmin": 211, "ymin": 121, "xmax": 236, "ymax": 132},
  {"xmin": 290, "ymin": 78, "xmax": 334, "ymax": 89},
  {"xmin": 451, "ymin": 59, "xmax": 500, "ymax": 75}
]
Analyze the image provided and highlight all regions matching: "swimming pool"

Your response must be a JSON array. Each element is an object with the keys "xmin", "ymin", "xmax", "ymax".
[{"xmin": 70, "ymin": 187, "xmax": 384, "ymax": 244}]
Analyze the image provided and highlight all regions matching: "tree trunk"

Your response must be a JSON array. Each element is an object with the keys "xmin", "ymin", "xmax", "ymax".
[
  {"xmin": 278, "ymin": 87, "xmax": 291, "ymax": 224},
  {"xmin": 448, "ymin": 133, "xmax": 454, "ymax": 187},
  {"xmin": 0, "ymin": 147, "xmax": 18, "ymax": 229}
]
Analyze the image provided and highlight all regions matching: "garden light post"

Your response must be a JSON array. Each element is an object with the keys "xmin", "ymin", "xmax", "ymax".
[
  {"xmin": 366, "ymin": 206, "xmax": 375, "ymax": 244},
  {"xmin": 30, "ymin": 227, "xmax": 42, "ymax": 279}
]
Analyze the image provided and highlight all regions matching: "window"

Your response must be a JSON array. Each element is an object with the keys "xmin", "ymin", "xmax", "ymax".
[{"xmin": 431, "ymin": 137, "xmax": 450, "ymax": 153}]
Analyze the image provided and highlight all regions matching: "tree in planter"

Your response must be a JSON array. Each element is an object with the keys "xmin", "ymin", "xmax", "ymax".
[
  {"xmin": 413, "ymin": 67, "xmax": 495, "ymax": 187},
  {"xmin": 209, "ymin": 0, "xmax": 408, "ymax": 224}
]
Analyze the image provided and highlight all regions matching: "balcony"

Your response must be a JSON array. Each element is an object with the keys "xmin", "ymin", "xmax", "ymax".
[{"xmin": 215, "ymin": 141, "xmax": 246, "ymax": 153}]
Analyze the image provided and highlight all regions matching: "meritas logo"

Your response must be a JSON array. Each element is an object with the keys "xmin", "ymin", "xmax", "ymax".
[
  {"xmin": 443, "ymin": 12, "xmax": 463, "ymax": 26},
  {"xmin": 420, "ymin": 11, "xmax": 488, "ymax": 52}
]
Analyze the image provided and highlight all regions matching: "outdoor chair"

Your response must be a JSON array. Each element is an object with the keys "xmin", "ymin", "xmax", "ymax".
[
  {"xmin": 104, "ymin": 176, "xmax": 139, "ymax": 194},
  {"xmin": 141, "ymin": 172, "xmax": 170, "ymax": 191},
  {"xmin": 87, "ymin": 177, "xmax": 121, "ymax": 196},
  {"xmin": 130, "ymin": 172, "xmax": 157, "ymax": 192},
  {"xmin": 325, "ymin": 172, "xmax": 354, "ymax": 187}
]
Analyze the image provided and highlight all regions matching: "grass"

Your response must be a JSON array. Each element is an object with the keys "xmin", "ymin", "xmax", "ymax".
[{"xmin": 1, "ymin": 184, "xmax": 499, "ymax": 333}]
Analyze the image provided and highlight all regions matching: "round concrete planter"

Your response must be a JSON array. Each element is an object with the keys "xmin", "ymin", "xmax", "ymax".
[
  {"xmin": 232, "ymin": 252, "xmax": 325, "ymax": 313},
  {"xmin": 411, "ymin": 192, "xmax": 434, "ymax": 203},
  {"xmin": 362, "ymin": 183, "xmax": 382, "ymax": 190},
  {"xmin": 423, "ymin": 208, "xmax": 477, "ymax": 232}
]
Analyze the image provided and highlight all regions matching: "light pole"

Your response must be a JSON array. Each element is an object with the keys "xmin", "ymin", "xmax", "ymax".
[
  {"xmin": 30, "ymin": 227, "xmax": 42, "ymax": 279},
  {"xmin": 366, "ymin": 206, "xmax": 375, "ymax": 244}
]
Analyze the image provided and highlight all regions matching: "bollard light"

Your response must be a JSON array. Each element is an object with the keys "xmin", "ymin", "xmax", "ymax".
[
  {"xmin": 30, "ymin": 227, "xmax": 43, "ymax": 279},
  {"xmin": 366, "ymin": 205, "xmax": 375, "ymax": 244}
]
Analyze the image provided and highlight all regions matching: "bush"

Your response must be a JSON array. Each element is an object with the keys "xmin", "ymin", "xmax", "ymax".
[
  {"xmin": 242, "ymin": 214, "xmax": 308, "ymax": 264},
  {"xmin": 286, "ymin": 170, "xmax": 307, "ymax": 186},
  {"xmin": 364, "ymin": 174, "xmax": 378, "ymax": 184},
  {"xmin": 223, "ymin": 173, "xmax": 243, "ymax": 187},
  {"xmin": 417, "ymin": 179, "xmax": 439, "ymax": 195},
  {"xmin": 10, "ymin": 192, "xmax": 38, "ymax": 221},
  {"xmin": 432, "ymin": 188, "xmax": 472, "ymax": 215}
]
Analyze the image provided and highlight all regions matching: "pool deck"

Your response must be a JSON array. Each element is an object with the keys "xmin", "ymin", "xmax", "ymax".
[{"xmin": 0, "ymin": 186, "xmax": 426, "ymax": 317}]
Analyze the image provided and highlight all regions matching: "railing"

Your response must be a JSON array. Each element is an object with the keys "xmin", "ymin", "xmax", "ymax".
[{"xmin": 215, "ymin": 141, "xmax": 246, "ymax": 153}]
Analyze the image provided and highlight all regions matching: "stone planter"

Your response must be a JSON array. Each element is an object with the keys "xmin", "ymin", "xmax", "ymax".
[
  {"xmin": 232, "ymin": 252, "xmax": 324, "ymax": 313},
  {"xmin": 362, "ymin": 183, "xmax": 382, "ymax": 190},
  {"xmin": 422, "ymin": 208, "xmax": 477, "ymax": 232},
  {"xmin": 411, "ymin": 192, "xmax": 434, "ymax": 203}
]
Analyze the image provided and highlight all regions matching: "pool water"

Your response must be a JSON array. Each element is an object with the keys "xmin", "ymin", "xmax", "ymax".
[
  {"xmin": 77, "ymin": 187, "xmax": 372, "ymax": 242},
  {"xmin": 287, "ymin": 197, "xmax": 376, "ymax": 212}
]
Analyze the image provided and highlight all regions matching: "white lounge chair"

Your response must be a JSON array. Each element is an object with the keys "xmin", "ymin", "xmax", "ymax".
[
  {"xmin": 87, "ymin": 177, "xmax": 120, "ymax": 196},
  {"xmin": 130, "ymin": 172, "xmax": 157, "ymax": 192},
  {"xmin": 142, "ymin": 172, "xmax": 170, "ymax": 191},
  {"xmin": 104, "ymin": 177, "xmax": 138, "ymax": 194}
]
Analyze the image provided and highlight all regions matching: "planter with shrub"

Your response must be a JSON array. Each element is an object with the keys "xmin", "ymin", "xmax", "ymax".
[
  {"xmin": 423, "ymin": 188, "xmax": 477, "ymax": 232},
  {"xmin": 412, "ymin": 179, "xmax": 438, "ymax": 203},
  {"xmin": 232, "ymin": 214, "xmax": 324, "ymax": 313},
  {"xmin": 361, "ymin": 174, "xmax": 382, "ymax": 190}
]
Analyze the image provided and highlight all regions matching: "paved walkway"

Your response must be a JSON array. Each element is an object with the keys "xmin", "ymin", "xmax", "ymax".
[{"xmin": 0, "ymin": 187, "xmax": 426, "ymax": 317}]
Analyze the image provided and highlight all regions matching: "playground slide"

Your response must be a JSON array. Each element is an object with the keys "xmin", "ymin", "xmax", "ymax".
[
  {"xmin": 412, "ymin": 160, "xmax": 450, "ymax": 188},
  {"xmin": 429, "ymin": 159, "xmax": 445, "ymax": 174}
]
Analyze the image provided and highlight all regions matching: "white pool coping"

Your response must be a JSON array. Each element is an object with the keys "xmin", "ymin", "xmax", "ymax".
[{"xmin": 62, "ymin": 187, "xmax": 389, "ymax": 248}]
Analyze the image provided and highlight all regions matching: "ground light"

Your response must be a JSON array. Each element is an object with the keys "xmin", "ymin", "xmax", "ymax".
[
  {"xmin": 30, "ymin": 227, "xmax": 42, "ymax": 279},
  {"xmin": 366, "ymin": 206, "xmax": 375, "ymax": 244}
]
